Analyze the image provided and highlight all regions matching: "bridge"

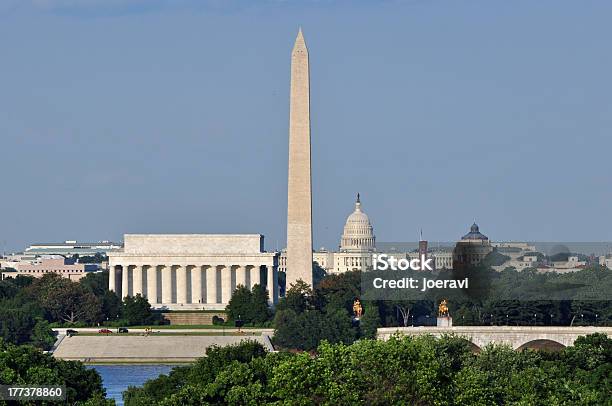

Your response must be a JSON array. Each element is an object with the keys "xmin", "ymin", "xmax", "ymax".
[{"xmin": 377, "ymin": 326, "xmax": 612, "ymax": 350}]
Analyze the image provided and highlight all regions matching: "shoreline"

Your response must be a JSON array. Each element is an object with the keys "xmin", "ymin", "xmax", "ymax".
[{"xmin": 86, "ymin": 360, "xmax": 195, "ymax": 365}]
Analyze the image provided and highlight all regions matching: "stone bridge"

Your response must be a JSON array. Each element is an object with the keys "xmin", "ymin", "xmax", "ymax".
[{"xmin": 377, "ymin": 326, "xmax": 612, "ymax": 350}]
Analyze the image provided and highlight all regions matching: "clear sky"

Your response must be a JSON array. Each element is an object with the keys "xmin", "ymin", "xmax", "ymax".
[{"xmin": 1, "ymin": 0, "xmax": 611, "ymax": 253}]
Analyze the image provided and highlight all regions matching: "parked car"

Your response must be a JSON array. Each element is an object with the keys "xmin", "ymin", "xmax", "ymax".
[
  {"xmin": 66, "ymin": 329, "xmax": 78, "ymax": 337},
  {"xmin": 117, "ymin": 327, "xmax": 129, "ymax": 333},
  {"xmin": 98, "ymin": 328, "xmax": 112, "ymax": 334}
]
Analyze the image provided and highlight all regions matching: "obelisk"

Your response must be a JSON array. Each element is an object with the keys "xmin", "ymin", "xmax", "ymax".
[{"xmin": 286, "ymin": 28, "xmax": 313, "ymax": 288}]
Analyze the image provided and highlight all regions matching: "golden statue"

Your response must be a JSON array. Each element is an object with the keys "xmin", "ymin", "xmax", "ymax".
[
  {"xmin": 353, "ymin": 298, "xmax": 363, "ymax": 319},
  {"xmin": 438, "ymin": 299, "xmax": 449, "ymax": 317}
]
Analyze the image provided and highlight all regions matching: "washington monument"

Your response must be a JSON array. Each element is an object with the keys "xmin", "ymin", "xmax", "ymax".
[{"xmin": 286, "ymin": 28, "xmax": 313, "ymax": 288}]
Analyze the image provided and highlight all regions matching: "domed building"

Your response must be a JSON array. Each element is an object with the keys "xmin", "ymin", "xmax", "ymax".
[
  {"xmin": 339, "ymin": 194, "xmax": 376, "ymax": 253},
  {"xmin": 461, "ymin": 222, "xmax": 489, "ymax": 242},
  {"xmin": 330, "ymin": 194, "xmax": 376, "ymax": 273},
  {"xmin": 452, "ymin": 222, "xmax": 493, "ymax": 271}
]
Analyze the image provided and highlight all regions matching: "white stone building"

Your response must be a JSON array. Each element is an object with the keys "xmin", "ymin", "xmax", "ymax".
[
  {"xmin": 599, "ymin": 254, "xmax": 612, "ymax": 269},
  {"xmin": 108, "ymin": 234, "xmax": 278, "ymax": 310},
  {"xmin": 25, "ymin": 240, "xmax": 121, "ymax": 256},
  {"xmin": 491, "ymin": 242, "xmax": 537, "ymax": 257},
  {"xmin": 332, "ymin": 194, "xmax": 376, "ymax": 273}
]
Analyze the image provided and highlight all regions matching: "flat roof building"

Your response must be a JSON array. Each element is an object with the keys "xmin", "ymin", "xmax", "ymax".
[
  {"xmin": 24, "ymin": 240, "xmax": 121, "ymax": 256},
  {"xmin": 108, "ymin": 234, "xmax": 279, "ymax": 310},
  {"xmin": 0, "ymin": 257, "xmax": 98, "ymax": 281}
]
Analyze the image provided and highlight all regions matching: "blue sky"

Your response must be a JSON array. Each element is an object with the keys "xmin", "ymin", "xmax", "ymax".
[{"xmin": 1, "ymin": 0, "xmax": 611, "ymax": 252}]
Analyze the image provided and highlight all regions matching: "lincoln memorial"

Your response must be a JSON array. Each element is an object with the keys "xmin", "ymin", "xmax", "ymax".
[{"xmin": 108, "ymin": 234, "xmax": 279, "ymax": 310}]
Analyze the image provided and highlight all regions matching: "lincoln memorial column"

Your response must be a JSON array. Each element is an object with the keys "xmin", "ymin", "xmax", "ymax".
[
  {"xmin": 161, "ymin": 265, "xmax": 172, "ymax": 304},
  {"xmin": 122, "ymin": 265, "xmax": 130, "ymax": 298},
  {"xmin": 221, "ymin": 265, "xmax": 233, "ymax": 304},
  {"xmin": 236, "ymin": 265, "xmax": 247, "ymax": 289},
  {"xmin": 206, "ymin": 266, "xmax": 218, "ymax": 304},
  {"xmin": 250, "ymin": 265, "xmax": 261, "ymax": 288},
  {"xmin": 266, "ymin": 264, "xmax": 275, "ymax": 304},
  {"xmin": 176, "ymin": 265, "xmax": 187, "ymax": 304},
  {"xmin": 191, "ymin": 266, "xmax": 203, "ymax": 304},
  {"xmin": 133, "ymin": 266, "xmax": 144, "ymax": 297},
  {"xmin": 273, "ymin": 265, "xmax": 279, "ymax": 304},
  {"xmin": 147, "ymin": 265, "xmax": 158, "ymax": 304},
  {"xmin": 109, "ymin": 266, "xmax": 117, "ymax": 293}
]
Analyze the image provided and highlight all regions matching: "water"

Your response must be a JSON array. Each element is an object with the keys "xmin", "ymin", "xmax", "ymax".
[{"xmin": 90, "ymin": 364, "xmax": 176, "ymax": 405}]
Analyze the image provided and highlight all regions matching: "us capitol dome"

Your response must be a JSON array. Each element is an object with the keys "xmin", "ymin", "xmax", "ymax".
[
  {"xmin": 301, "ymin": 194, "xmax": 377, "ymax": 274},
  {"xmin": 340, "ymin": 193, "xmax": 376, "ymax": 253},
  {"xmin": 316, "ymin": 194, "xmax": 376, "ymax": 273}
]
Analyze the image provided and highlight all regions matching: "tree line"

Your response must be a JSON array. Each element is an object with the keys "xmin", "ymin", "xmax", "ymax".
[
  {"xmin": 123, "ymin": 333, "xmax": 612, "ymax": 405},
  {"xmin": 0, "ymin": 272, "xmax": 159, "ymax": 350},
  {"xmin": 2, "ymin": 263, "xmax": 609, "ymax": 353}
]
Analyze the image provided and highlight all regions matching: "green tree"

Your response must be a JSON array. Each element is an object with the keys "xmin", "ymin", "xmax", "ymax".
[
  {"xmin": 315, "ymin": 270, "xmax": 361, "ymax": 313},
  {"xmin": 101, "ymin": 290, "xmax": 122, "ymax": 321},
  {"xmin": 250, "ymin": 284, "xmax": 271, "ymax": 324},
  {"xmin": 0, "ymin": 342, "xmax": 108, "ymax": 403},
  {"xmin": 122, "ymin": 294, "xmax": 154, "ymax": 325},
  {"xmin": 80, "ymin": 271, "xmax": 109, "ymax": 296},
  {"xmin": 273, "ymin": 308, "xmax": 356, "ymax": 351},
  {"xmin": 226, "ymin": 284, "xmax": 271, "ymax": 325},
  {"xmin": 11, "ymin": 275, "xmax": 36, "ymax": 288},
  {"xmin": 0, "ymin": 279, "xmax": 19, "ymax": 300},
  {"xmin": 313, "ymin": 262, "xmax": 327, "ymax": 286},
  {"xmin": 226, "ymin": 285, "xmax": 253, "ymax": 322},
  {"xmin": 124, "ymin": 365, "xmax": 192, "ymax": 405},
  {"xmin": 78, "ymin": 271, "xmax": 122, "ymax": 322},
  {"xmin": 122, "ymin": 334, "xmax": 612, "ymax": 405},
  {"xmin": 359, "ymin": 302, "xmax": 382, "ymax": 339},
  {"xmin": 30, "ymin": 274, "xmax": 102, "ymax": 324},
  {"xmin": 0, "ymin": 308, "xmax": 38, "ymax": 346},
  {"xmin": 275, "ymin": 279, "xmax": 314, "ymax": 314},
  {"xmin": 29, "ymin": 319, "xmax": 56, "ymax": 350}
]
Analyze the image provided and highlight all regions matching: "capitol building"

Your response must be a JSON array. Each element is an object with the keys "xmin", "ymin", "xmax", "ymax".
[
  {"xmin": 315, "ymin": 194, "xmax": 377, "ymax": 273},
  {"xmin": 279, "ymin": 194, "xmax": 454, "ymax": 275}
]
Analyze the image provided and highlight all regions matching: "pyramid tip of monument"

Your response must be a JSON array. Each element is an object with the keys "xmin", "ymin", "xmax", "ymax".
[{"xmin": 294, "ymin": 27, "xmax": 306, "ymax": 47}]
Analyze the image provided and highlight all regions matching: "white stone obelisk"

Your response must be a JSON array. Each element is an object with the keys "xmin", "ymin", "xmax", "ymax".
[{"xmin": 286, "ymin": 28, "xmax": 313, "ymax": 288}]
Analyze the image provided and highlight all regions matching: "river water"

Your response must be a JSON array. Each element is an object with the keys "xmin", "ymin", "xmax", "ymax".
[{"xmin": 90, "ymin": 364, "xmax": 176, "ymax": 405}]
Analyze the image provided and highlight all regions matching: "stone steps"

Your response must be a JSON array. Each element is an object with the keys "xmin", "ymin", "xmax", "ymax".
[{"xmin": 160, "ymin": 312, "xmax": 227, "ymax": 325}]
